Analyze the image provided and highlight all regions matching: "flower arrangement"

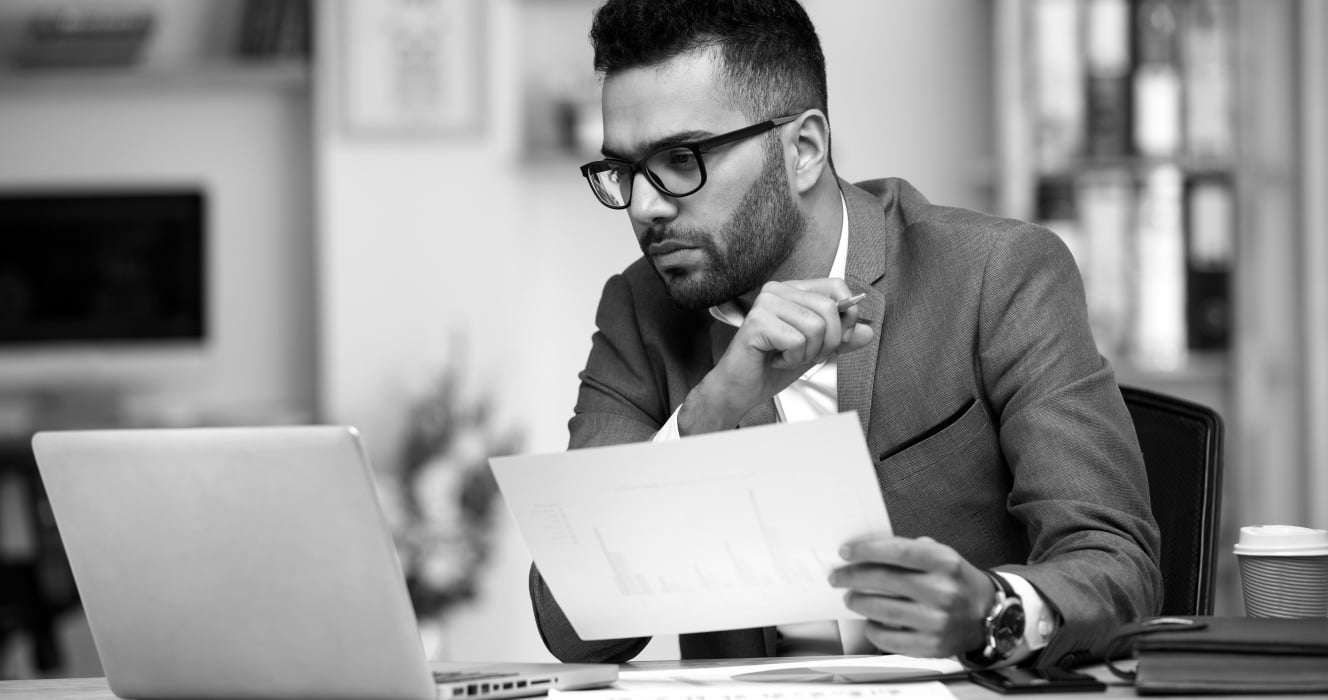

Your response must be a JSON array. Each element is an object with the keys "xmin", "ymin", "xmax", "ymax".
[{"xmin": 387, "ymin": 364, "xmax": 522, "ymax": 628}]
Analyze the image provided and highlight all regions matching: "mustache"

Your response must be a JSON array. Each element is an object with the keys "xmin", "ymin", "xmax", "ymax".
[{"xmin": 639, "ymin": 225, "xmax": 708, "ymax": 251}]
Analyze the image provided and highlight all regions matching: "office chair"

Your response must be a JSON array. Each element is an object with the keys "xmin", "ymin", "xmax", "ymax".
[{"xmin": 1120, "ymin": 385, "xmax": 1225, "ymax": 616}]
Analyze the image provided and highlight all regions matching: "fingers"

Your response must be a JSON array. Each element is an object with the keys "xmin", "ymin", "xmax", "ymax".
[
  {"xmin": 863, "ymin": 619, "xmax": 957, "ymax": 658},
  {"xmin": 844, "ymin": 592, "xmax": 987, "ymax": 658},
  {"xmin": 841, "ymin": 321, "xmax": 874, "ymax": 352},
  {"xmin": 743, "ymin": 279, "xmax": 869, "ymax": 369},
  {"xmin": 829, "ymin": 536, "xmax": 993, "ymax": 658},
  {"xmin": 783, "ymin": 279, "xmax": 869, "ymax": 332},
  {"xmin": 839, "ymin": 535, "xmax": 958, "ymax": 573},
  {"xmin": 783, "ymin": 277, "xmax": 855, "ymax": 298},
  {"xmin": 783, "ymin": 278, "xmax": 874, "ymax": 344},
  {"xmin": 829, "ymin": 537, "xmax": 972, "ymax": 615},
  {"xmin": 839, "ymin": 592, "xmax": 971, "ymax": 658},
  {"xmin": 746, "ymin": 292, "xmax": 839, "ymax": 369}
]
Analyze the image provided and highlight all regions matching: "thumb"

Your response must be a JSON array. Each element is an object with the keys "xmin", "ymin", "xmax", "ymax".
[{"xmin": 838, "ymin": 323, "xmax": 875, "ymax": 354}]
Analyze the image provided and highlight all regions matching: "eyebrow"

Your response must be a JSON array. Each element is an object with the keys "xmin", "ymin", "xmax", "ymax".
[{"xmin": 601, "ymin": 129, "xmax": 714, "ymax": 161}]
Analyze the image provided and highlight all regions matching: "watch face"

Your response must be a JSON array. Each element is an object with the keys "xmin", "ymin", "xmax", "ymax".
[{"xmin": 992, "ymin": 602, "xmax": 1027, "ymax": 653}]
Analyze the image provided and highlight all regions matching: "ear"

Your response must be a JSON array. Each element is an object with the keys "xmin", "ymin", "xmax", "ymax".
[{"xmin": 788, "ymin": 110, "xmax": 831, "ymax": 195}]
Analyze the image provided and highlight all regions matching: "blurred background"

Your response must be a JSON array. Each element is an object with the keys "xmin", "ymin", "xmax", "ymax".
[{"xmin": 0, "ymin": 0, "xmax": 1324, "ymax": 679}]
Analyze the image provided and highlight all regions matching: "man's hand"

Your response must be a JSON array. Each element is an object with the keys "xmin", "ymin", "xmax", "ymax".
[
  {"xmin": 677, "ymin": 278, "xmax": 874, "ymax": 435},
  {"xmin": 829, "ymin": 535, "xmax": 996, "ymax": 658}
]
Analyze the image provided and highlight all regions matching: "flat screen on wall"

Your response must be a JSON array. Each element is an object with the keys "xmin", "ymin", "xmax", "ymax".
[{"xmin": 0, "ymin": 190, "xmax": 206, "ymax": 345}]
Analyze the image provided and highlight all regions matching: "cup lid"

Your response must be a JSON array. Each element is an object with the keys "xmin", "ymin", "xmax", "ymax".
[{"xmin": 1234, "ymin": 525, "xmax": 1328, "ymax": 555}]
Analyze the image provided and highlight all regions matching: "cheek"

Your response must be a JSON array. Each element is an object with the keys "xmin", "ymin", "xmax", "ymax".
[
  {"xmin": 702, "ymin": 161, "xmax": 755, "ymax": 205},
  {"xmin": 685, "ymin": 182, "xmax": 745, "ymax": 230}
]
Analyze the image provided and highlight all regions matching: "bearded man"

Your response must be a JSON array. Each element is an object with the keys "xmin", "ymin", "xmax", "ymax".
[{"xmin": 530, "ymin": 0, "xmax": 1162, "ymax": 671}]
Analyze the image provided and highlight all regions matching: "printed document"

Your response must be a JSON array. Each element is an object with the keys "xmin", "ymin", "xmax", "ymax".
[{"xmin": 490, "ymin": 412, "xmax": 892, "ymax": 639}]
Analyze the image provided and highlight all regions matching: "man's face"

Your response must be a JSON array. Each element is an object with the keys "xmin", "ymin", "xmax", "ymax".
[{"xmin": 600, "ymin": 50, "xmax": 806, "ymax": 309}]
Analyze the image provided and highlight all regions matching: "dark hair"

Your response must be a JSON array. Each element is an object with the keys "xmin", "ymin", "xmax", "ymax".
[{"xmin": 589, "ymin": 0, "xmax": 829, "ymax": 122}]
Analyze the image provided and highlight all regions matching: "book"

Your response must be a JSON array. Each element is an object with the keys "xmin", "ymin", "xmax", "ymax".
[
  {"xmin": 1036, "ymin": 178, "xmax": 1085, "ymax": 272},
  {"xmin": 1031, "ymin": 0, "xmax": 1086, "ymax": 167},
  {"xmin": 1181, "ymin": 0, "xmax": 1237, "ymax": 160},
  {"xmin": 1133, "ymin": 0, "xmax": 1183, "ymax": 158},
  {"xmin": 1129, "ymin": 617, "xmax": 1328, "ymax": 695},
  {"xmin": 1185, "ymin": 175, "xmax": 1234, "ymax": 350},
  {"xmin": 12, "ymin": 5, "xmax": 154, "ymax": 68},
  {"xmin": 235, "ymin": 0, "xmax": 311, "ymax": 59},
  {"xmin": 1132, "ymin": 166, "xmax": 1186, "ymax": 369},
  {"xmin": 1077, "ymin": 169, "xmax": 1135, "ymax": 356},
  {"xmin": 1084, "ymin": 0, "xmax": 1133, "ymax": 158}
]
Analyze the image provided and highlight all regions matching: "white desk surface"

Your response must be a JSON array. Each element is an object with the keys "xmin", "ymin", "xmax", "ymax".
[{"xmin": 0, "ymin": 664, "xmax": 1310, "ymax": 700}]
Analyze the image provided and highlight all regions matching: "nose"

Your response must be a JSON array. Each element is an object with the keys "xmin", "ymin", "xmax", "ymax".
[{"xmin": 627, "ymin": 169, "xmax": 677, "ymax": 224}]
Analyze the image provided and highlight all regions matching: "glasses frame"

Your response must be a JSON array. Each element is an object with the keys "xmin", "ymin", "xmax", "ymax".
[{"xmin": 579, "ymin": 114, "xmax": 801, "ymax": 210}]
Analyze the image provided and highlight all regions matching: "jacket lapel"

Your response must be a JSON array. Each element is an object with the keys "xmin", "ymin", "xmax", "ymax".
[{"xmin": 837, "ymin": 180, "xmax": 893, "ymax": 437}]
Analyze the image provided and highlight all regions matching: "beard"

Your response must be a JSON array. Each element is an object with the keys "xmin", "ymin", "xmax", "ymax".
[{"xmin": 639, "ymin": 139, "xmax": 806, "ymax": 310}]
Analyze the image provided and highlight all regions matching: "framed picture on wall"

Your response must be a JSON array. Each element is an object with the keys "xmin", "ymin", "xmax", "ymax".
[{"xmin": 340, "ymin": 0, "xmax": 484, "ymax": 137}]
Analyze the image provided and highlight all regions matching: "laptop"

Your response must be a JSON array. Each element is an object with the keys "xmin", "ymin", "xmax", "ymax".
[{"xmin": 31, "ymin": 425, "xmax": 618, "ymax": 700}]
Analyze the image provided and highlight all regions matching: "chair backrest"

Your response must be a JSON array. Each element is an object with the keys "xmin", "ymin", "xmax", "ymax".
[{"xmin": 1120, "ymin": 385, "xmax": 1224, "ymax": 616}]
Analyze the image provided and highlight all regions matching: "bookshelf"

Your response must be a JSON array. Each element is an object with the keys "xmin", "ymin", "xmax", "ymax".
[
  {"xmin": 0, "ymin": 61, "xmax": 308, "ymax": 94},
  {"xmin": 993, "ymin": 0, "xmax": 1242, "ymax": 611},
  {"xmin": 993, "ymin": 0, "xmax": 1237, "ymax": 398},
  {"xmin": 0, "ymin": 0, "xmax": 310, "ymax": 94},
  {"xmin": 995, "ymin": 0, "xmax": 1328, "ymax": 615}
]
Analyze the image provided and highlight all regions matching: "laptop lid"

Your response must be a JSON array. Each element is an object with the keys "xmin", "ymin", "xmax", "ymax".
[{"xmin": 31, "ymin": 426, "xmax": 616, "ymax": 700}]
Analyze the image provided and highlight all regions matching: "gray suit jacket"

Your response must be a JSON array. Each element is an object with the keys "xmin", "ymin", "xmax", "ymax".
[{"xmin": 530, "ymin": 178, "xmax": 1162, "ymax": 667}]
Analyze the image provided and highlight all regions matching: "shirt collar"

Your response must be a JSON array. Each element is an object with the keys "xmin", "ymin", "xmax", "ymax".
[{"xmin": 710, "ymin": 193, "xmax": 850, "ymax": 327}]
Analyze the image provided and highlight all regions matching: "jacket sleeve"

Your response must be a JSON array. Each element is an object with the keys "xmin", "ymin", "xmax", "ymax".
[
  {"xmin": 528, "ymin": 271, "xmax": 666, "ymax": 661},
  {"xmin": 565, "ymin": 264, "xmax": 715, "ymax": 447},
  {"xmin": 975, "ymin": 222, "xmax": 1163, "ymax": 668},
  {"xmin": 528, "ymin": 564, "xmax": 650, "ymax": 663}
]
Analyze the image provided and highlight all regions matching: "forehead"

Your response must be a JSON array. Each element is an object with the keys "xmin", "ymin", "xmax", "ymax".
[{"xmin": 600, "ymin": 49, "xmax": 746, "ymax": 156}]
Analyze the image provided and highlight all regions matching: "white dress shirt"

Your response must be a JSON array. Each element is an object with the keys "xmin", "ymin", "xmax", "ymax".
[{"xmin": 653, "ymin": 195, "xmax": 1055, "ymax": 662}]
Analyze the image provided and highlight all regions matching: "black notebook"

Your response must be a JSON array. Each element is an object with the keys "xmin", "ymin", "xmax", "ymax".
[{"xmin": 1108, "ymin": 616, "xmax": 1328, "ymax": 695}]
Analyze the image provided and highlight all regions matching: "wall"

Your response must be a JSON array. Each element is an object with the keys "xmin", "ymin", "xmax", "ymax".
[{"xmin": 316, "ymin": 0, "xmax": 993, "ymax": 662}]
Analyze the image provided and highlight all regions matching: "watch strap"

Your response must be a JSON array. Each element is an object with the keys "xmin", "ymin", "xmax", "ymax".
[
  {"xmin": 969, "ymin": 569, "xmax": 1024, "ymax": 665},
  {"xmin": 985, "ymin": 569, "xmax": 1016, "ymax": 600}
]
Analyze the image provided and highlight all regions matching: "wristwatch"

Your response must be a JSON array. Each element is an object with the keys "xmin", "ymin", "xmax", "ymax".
[{"xmin": 975, "ymin": 569, "xmax": 1026, "ymax": 663}]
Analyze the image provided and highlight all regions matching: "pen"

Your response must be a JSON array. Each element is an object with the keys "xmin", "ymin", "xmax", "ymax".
[
  {"xmin": 837, "ymin": 292, "xmax": 873, "ymax": 326},
  {"xmin": 836, "ymin": 292, "xmax": 866, "ymax": 313}
]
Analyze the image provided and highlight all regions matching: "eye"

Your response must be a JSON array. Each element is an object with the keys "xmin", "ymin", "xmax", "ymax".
[
  {"xmin": 668, "ymin": 149, "xmax": 697, "ymax": 168},
  {"xmin": 654, "ymin": 147, "xmax": 699, "ymax": 172}
]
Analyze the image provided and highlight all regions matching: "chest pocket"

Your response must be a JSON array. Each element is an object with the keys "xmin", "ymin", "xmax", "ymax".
[{"xmin": 874, "ymin": 398, "xmax": 993, "ymax": 485}]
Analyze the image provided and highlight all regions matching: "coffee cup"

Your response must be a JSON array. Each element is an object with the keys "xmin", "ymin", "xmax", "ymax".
[{"xmin": 1233, "ymin": 525, "xmax": 1328, "ymax": 618}]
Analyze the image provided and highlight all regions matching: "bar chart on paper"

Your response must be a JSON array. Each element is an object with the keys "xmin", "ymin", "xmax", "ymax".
[
  {"xmin": 594, "ymin": 488, "xmax": 829, "ymax": 596},
  {"xmin": 490, "ymin": 413, "xmax": 893, "ymax": 639}
]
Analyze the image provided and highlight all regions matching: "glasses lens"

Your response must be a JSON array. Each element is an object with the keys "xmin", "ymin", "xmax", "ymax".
[
  {"xmin": 645, "ymin": 147, "xmax": 704, "ymax": 197},
  {"xmin": 585, "ymin": 162, "xmax": 631, "ymax": 208}
]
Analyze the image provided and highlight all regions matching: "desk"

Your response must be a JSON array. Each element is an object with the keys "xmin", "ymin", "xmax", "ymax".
[{"xmin": 0, "ymin": 667, "xmax": 1313, "ymax": 700}]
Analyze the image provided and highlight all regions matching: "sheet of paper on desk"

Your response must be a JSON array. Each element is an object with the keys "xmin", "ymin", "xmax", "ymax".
[
  {"xmin": 490, "ymin": 411, "xmax": 892, "ymax": 639},
  {"xmin": 551, "ymin": 655, "xmax": 961, "ymax": 700},
  {"xmin": 549, "ymin": 682, "xmax": 955, "ymax": 700}
]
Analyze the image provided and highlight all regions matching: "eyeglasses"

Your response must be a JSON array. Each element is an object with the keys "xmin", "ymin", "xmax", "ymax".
[{"xmin": 579, "ymin": 114, "xmax": 800, "ymax": 210}]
